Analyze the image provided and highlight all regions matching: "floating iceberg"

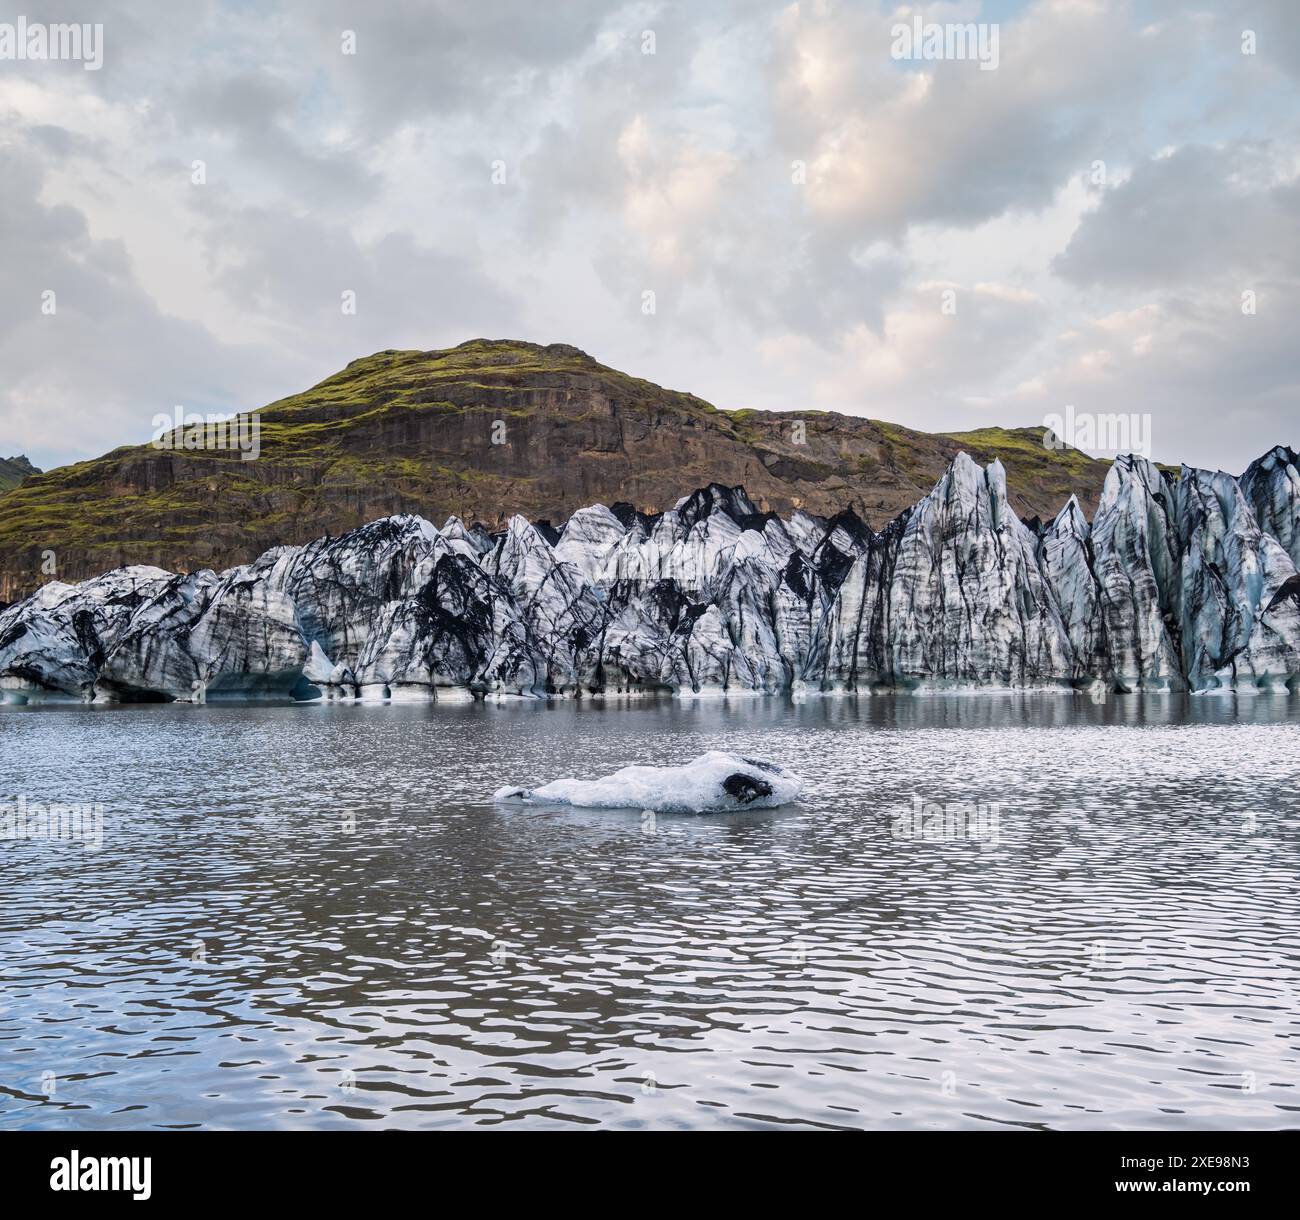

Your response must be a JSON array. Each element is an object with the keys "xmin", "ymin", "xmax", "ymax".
[{"xmin": 493, "ymin": 751, "xmax": 804, "ymax": 813}]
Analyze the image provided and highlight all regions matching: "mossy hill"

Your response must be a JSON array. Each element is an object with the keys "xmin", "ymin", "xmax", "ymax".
[
  {"xmin": 0, "ymin": 455, "xmax": 38, "ymax": 494},
  {"xmin": 0, "ymin": 339, "xmax": 1115, "ymax": 598}
]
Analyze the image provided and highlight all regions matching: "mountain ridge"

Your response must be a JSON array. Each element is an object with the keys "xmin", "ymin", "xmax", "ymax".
[
  {"xmin": 0, "ymin": 339, "xmax": 1129, "ymax": 598},
  {"xmin": 0, "ymin": 455, "xmax": 39, "ymax": 493}
]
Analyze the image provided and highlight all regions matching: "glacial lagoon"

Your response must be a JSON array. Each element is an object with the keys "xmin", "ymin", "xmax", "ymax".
[{"xmin": 1, "ymin": 693, "xmax": 1298, "ymax": 1130}]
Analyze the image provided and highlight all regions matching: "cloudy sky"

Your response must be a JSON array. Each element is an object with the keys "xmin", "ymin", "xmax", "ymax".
[{"xmin": 0, "ymin": 0, "xmax": 1296, "ymax": 474}]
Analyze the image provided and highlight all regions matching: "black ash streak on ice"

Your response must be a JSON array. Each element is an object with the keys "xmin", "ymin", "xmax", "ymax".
[{"xmin": 3, "ymin": 447, "xmax": 1300, "ymax": 704}]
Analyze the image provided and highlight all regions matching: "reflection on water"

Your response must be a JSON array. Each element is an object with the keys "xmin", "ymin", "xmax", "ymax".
[{"xmin": 1, "ymin": 693, "xmax": 1298, "ymax": 1129}]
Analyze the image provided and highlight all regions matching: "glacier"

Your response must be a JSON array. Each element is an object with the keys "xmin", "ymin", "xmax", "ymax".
[{"xmin": 3, "ymin": 447, "xmax": 1300, "ymax": 704}]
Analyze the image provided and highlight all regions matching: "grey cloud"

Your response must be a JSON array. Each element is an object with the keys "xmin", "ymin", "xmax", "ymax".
[
  {"xmin": 1037, "ymin": 296, "xmax": 1300, "ymax": 472},
  {"xmin": 765, "ymin": 0, "xmax": 1191, "ymax": 239},
  {"xmin": 1055, "ymin": 143, "xmax": 1300, "ymax": 288},
  {"xmin": 507, "ymin": 4, "xmax": 906, "ymax": 342},
  {"xmin": 296, "ymin": 0, "xmax": 620, "ymax": 135},
  {"xmin": 173, "ymin": 70, "xmax": 377, "ymax": 203},
  {"xmin": 0, "ymin": 147, "xmax": 295, "ymax": 467},
  {"xmin": 198, "ymin": 197, "xmax": 523, "ymax": 360},
  {"xmin": 22, "ymin": 123, "xmax": 102, "ymax": 160},
  {"xmin": 1152, "ymin": 0, "xmax": 1300, "ymax": 85}
]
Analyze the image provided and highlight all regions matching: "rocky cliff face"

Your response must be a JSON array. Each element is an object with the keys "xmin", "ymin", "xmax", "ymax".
[
  {"xmin": 3, "ymin": 447, "xmax": 1299, "ymax": 704},
  {"xmin": 0, "ymin": 339, "xmax": 1114, "ymax": 601},
  {"xmin": 0, "ymin": 455, "xmax": 39, "ymax": 493}
]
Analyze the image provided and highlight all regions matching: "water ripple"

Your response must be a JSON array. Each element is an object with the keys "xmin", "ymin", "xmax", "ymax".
[{"xmin": 0, "ymin": 694, "xmax": 1298, "ymax": 1129}]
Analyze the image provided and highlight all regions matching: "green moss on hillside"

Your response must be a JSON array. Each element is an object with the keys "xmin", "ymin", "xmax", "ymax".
[{"xmin": 0, "ymin": 340, "xmax": 1120, "ymax": 597}]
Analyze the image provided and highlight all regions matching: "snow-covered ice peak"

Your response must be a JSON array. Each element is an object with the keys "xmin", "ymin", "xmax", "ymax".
[
  {"xmin": 1241, "ymin": 445, "xmax": 1300, "ymax": 570},
  {"xmin": 554, "ymin": 503, "xmax": 627, "ymax": 580},
  {"xmin": 440, "ymin": 515, "xmax": 493, "ymax": 558},
  {"xmin": 672, "ymin": 484, "xmax": 761, "ymax": 531},
  {"xmin": 1050, "ymin": 494, "xmax": 1089, "ymax": 539}
]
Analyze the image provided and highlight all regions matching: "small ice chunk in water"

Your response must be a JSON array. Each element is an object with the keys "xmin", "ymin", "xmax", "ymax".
[{"xmin": 493, "ymin": 750, "xmax": 803, "ymax": 813}]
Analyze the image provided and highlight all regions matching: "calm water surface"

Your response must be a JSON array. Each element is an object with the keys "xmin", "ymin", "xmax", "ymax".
[{"xmin": 1, "ymin": 694, "xmax": 1298, "ymax": 1130}]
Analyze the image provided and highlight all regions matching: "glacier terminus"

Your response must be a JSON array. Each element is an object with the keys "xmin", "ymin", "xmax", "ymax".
[{"xmin": 3, "ymin": 447, "xmax": 1300, "ymax": 704}]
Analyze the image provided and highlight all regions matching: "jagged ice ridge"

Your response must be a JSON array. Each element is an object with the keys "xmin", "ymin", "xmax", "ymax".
[{"xmin": 4, "ymin": 447, "xmax": 1300, "ymax": 704}]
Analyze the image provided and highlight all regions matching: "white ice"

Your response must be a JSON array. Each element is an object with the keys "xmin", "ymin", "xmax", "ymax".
[{"xmin": 493, "ymin": 750, "xmax": 804, "ymax": 813}]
